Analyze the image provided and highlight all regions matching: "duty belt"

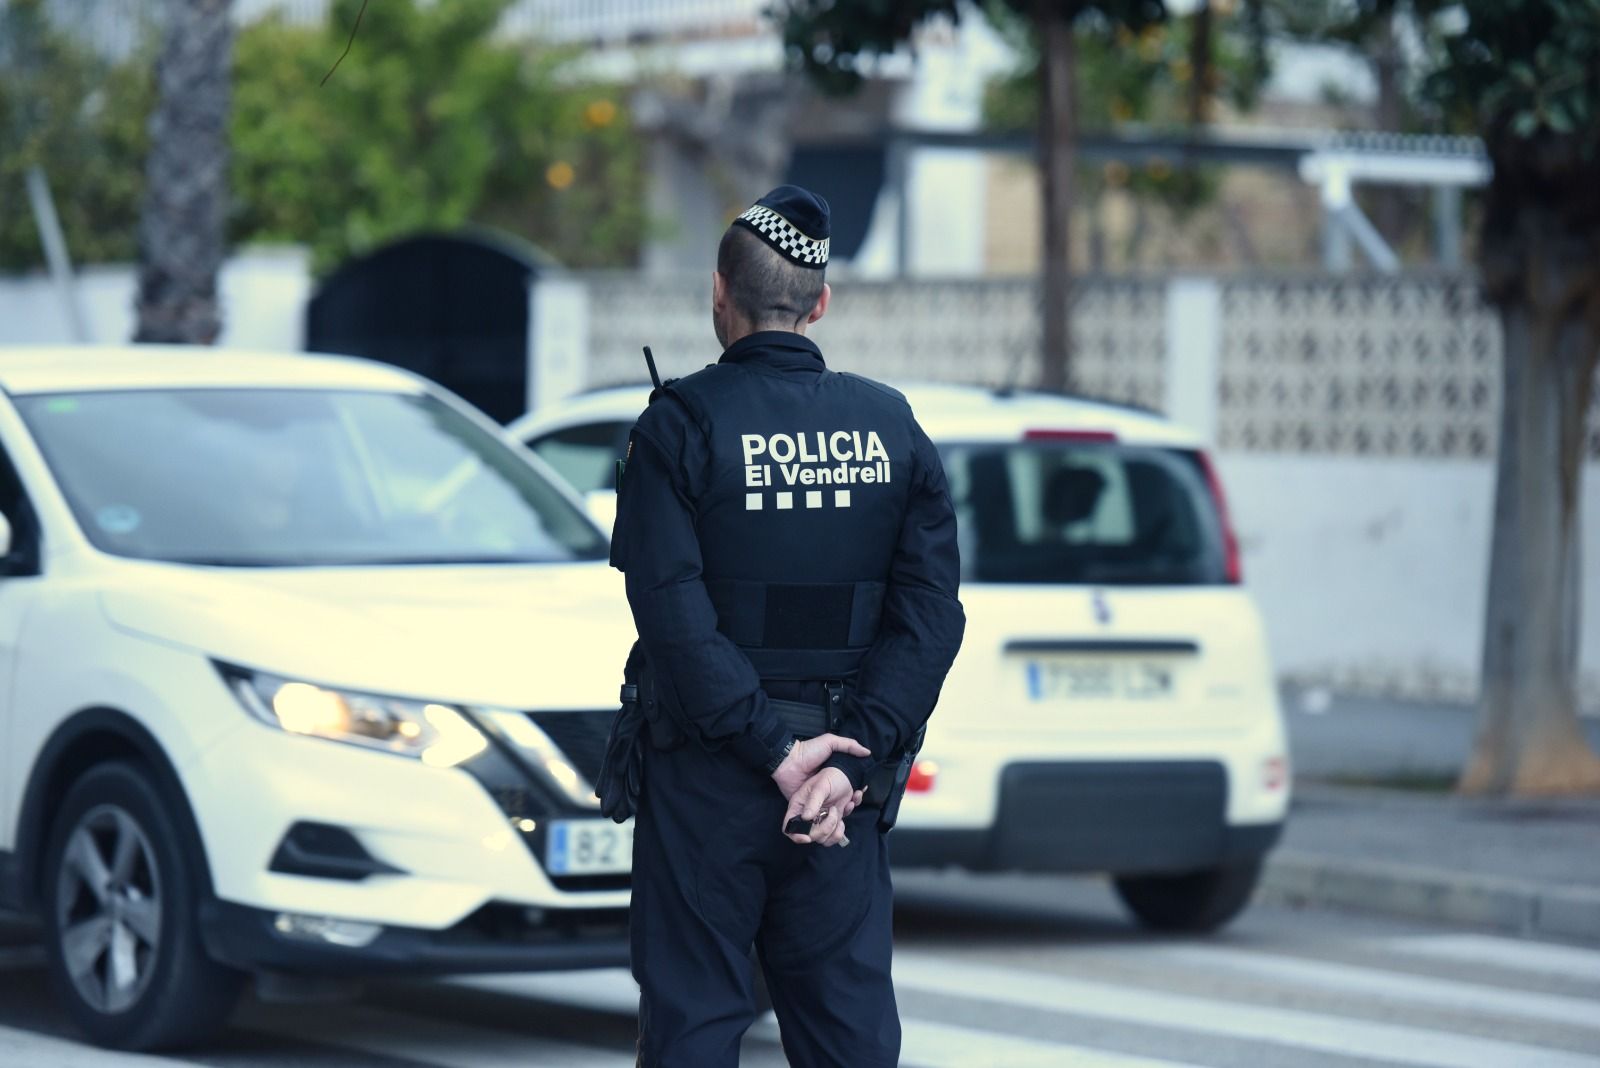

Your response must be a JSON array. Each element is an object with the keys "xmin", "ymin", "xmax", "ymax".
[{"xmin": 766, "ymin": 682, "xmax": 845, "ymax": 739}]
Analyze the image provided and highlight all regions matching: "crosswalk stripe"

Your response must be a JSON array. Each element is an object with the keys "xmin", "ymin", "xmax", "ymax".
[
  {"xmin": 1122, "ymin": 942, "xmax": 1600, "ymax": 1030},
  {"xmin": 1380, "ymin": 935, "xmax": 1600, "ymax": 986},
  {"xmin": 6, "ymin": 938, "xmax": 1593, "ymax": 1068},
  {"xmin": 0, "ymin": 1024, "xmax": 198, "ymax": 1068},
  {"xmin": 236, "ymin": 1001, "xmax": 623, "ymax": 1068},
  {"xmin": 754, "ymin": 1015, "xmax": 1201, "ymax": 1068},
  {"xmin": 457, "ymin": 969, "xmax": 1203, "ymax": 1067},
  {"xmin": 893, "ymin": 951, "xmax": 1600, "ymax": 1068}
]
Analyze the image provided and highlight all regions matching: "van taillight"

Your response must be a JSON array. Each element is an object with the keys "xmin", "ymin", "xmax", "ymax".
[{"xmin": 1197, "ymin": 450, "xmax": 1242, "ymax": 584}]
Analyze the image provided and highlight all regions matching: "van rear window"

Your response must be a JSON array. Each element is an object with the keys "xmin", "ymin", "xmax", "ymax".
[{"xmin": 940, "ymin": 442, "xmax": 1229, "ymax": 586}]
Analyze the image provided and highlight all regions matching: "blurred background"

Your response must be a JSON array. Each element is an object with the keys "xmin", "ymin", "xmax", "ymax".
[
  {"xmin": 5, "ymin": 0, "xmax": 1597, "ymax": 731},
  {"xmin": 3, "ymin": 1, "xmax": 1599, "ymax": 1065}
]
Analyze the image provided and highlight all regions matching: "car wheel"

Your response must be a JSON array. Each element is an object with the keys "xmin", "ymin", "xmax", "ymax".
[
  {"xmin": 41, "ymin": 761, "xmax": 243, "ymax": 1050},
  {"xmin": 1112, "ymin": 860, "xmax": 1263, "ymax": 933}
]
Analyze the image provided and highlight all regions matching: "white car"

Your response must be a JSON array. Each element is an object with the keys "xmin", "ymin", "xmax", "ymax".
[
  {"xmin": 510, "ymin": 382, "xmax": 1290, "ymax": 933},
  {"xmin": 0, "ymin": 346, "xmax": 638, "ymax": 1051}
]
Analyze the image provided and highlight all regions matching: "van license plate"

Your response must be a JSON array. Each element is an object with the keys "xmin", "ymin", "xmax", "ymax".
[
  {"xmin": 1026, "ymin": 660, "xmax": 1174, "ymax": 701},
  {"xmin": 546, "ymin": 819, "xmax": 634, "ymax": 876}
]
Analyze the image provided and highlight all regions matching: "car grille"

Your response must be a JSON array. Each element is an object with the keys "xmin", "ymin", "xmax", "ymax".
[{"xmin": 526, "ymin": 710, "xmax": 613, "ymax": 784}]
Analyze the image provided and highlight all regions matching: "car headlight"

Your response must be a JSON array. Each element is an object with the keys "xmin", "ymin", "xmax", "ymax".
[{"xmin": 218, "ymin": 665, "xmax": 488, "ymax": 767}]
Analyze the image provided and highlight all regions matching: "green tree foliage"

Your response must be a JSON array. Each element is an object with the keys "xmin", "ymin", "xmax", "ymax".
[
  {"xmin": 1424, "ymin": 0, "xmax": 1599, "ymax": 150},
  {"xmin": 232, "ymin": 0, "xmax": 647, "ymax": 273},
  {"xmin": 983, "ymin": 6, "xmax": 1270, "ymax": 217},
  {"xmin": 779, "ymin": 0, "xmax": 1165, "ymax": 93},
  {"xmin": 984, "ymin": 8, "xmax": 1267, "ymax": 132},
  {"xmin": 0, "ymin": 0, "xmax": 155, "ymax": 270},
  {"xmin": 778, "ymin": 0, "xmax": 1168, "ymax": 390},
  {"xmin": 0, "ymin": 0, "xmax": 648, "ymax": 275}
]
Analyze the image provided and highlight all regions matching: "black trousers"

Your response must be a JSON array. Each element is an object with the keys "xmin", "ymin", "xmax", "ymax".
[{"xmin": 630, "ymin": 738, "xmax": 899, "ymax": 1068}]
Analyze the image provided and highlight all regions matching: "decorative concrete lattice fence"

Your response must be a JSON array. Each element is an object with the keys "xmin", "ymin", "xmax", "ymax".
[
  {"xmin": 582, "ymin": 272, "xmax": 1167, "ymax": 407},
  {"xmin": 579, "ymin": 269, "xmax": 1600, "ymax": 461}
]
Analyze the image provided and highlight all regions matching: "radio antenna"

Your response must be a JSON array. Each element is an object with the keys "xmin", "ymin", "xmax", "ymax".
[{"xmin": 642, "ymin": 346, "xmax": 663, "ymax": 390}]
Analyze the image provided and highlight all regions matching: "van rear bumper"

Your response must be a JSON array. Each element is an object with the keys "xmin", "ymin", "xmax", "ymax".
[{"xmin": 889, "ymin": 760, "xmax": 1283, "ymax": 875}]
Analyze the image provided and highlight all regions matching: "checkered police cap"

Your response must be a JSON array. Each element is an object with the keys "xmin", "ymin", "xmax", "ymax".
[{"xmin": 733, "ymin": 185, "xmax": 830, "ymax": 269}]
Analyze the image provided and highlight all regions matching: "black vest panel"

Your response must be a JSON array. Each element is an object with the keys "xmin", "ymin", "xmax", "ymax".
[{"xmin": 666, "ymin": 363, "xmax": 917, "ymax": 681}]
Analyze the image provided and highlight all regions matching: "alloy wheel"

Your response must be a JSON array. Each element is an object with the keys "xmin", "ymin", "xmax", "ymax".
[{"xmin": 54, "ymin": 804, "xmax": 163, "ymax": 1014}]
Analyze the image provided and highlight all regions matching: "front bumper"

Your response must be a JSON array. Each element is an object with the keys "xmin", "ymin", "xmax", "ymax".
[
  {"xmin": 199, "ymin": 899, "xmax": 630, "ymax": 976},
  {"xmin": 182, "ymin": 705, "xmax": 629, "ymax": 939},
  {"xmin": 890, "ymin": 760, "xmax": 1284, "ymax": 875}
]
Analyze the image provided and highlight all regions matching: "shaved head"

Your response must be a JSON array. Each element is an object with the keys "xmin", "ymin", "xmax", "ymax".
[{"xmin": 716, "ymin": 224, "xmax": 827, "ymax": 333}]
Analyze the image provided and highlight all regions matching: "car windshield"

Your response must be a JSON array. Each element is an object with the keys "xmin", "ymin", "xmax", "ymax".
[
  {"xmin": 940, "ymin": 441, "xmax": 1228, "ymax": 585},
  {"xmin": 15, "ymin": 388, "xmax": 608, "ymax": 567}
]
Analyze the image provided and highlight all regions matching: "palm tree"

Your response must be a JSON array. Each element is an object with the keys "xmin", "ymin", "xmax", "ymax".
[{"xmin": 134, "ymin": 0, "xmax": 234, "ymax": 344}]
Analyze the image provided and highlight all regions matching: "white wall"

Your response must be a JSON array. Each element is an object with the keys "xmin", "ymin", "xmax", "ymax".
[
  {"xmin": 0, "ymin": 247, "xmax": 311, "ymax": 351},
  {"xmin": 1221, "ymin": 453, "xmax": 1600, "ymax": 713}
]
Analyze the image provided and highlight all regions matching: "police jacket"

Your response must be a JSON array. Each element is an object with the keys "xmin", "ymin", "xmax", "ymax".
[{"xmin": 609, "ymin": 330, "xmax": 966, "ymax": 789}]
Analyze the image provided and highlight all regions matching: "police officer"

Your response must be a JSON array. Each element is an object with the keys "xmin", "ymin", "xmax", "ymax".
[{"xmin": 609, "ymin": 185, "xmax": 966, "ymax": 1067}]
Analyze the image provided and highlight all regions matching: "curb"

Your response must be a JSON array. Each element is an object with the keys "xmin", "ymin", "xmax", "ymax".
[{"xmin": 1258, "ymin": 850, "xmax": 1600, "ymax": 944}]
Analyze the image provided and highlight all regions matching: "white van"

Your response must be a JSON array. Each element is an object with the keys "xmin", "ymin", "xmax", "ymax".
[
  {"xmin": 510, "ymin": 382, "xmax": 1290, "ymax": 934},
  {"xmin": 0, "ymin": 347, "xmax": 637, "ymax": 1050}
]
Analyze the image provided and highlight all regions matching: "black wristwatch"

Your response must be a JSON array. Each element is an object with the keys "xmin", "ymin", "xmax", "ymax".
[{"xmin": 766, "ymin": 736, "xmax": 796, "ymax": 774}]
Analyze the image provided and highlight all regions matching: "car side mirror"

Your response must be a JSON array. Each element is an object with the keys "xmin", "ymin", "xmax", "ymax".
[{"xmin": 0, "ymin": 511, "xmax": 12, "ymax": 559}]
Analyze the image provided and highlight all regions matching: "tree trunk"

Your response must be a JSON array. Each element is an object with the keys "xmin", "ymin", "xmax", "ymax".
[
  {"xmin": 1186, "ymin": 0, "xmax": 1212, "ymax": 128},
  {"xmin": 1367, "ymin": 11, "xmax": 1408, "ymax": 248},
  {"xmin": 1460, "ymin": 195, "xmax": 1600, "ymax": 796},
  {"xmin": 1176, "ymin": 2, "xmax": 1213, "ymax": 244},
  {"xmin": 1036, "ymin": 1, "xmax": 1075, "ymax": 393},
  {"xmin": 134, "ymin": 0, "xmax": 234, "ymax": 345}
]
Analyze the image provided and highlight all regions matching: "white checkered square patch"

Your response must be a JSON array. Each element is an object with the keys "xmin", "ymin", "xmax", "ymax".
[{"xmin": 738, "ymin": 205, "xmax": 830, "ymax": 266}]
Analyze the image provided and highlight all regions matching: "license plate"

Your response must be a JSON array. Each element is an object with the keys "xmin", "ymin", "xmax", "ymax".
[
  {"xmin": 546, "ymin": 819, "xmax": 634, "ymax": 876},
  {"xmin": 1025, "ymin": 660, "xmax": 1175, "ymax": 701}
]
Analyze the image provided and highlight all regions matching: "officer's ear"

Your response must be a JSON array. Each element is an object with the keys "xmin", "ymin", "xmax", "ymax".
[
  {"xmin": 712, "ymin": 270, "xmax": 729, "ymax": 315},
  {"xmin": 806, "ymin": 282, "xmax": 831, "ymax": 326}
]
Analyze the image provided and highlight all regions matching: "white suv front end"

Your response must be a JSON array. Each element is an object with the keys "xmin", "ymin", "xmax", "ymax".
[{"xmin": 0, "ymin": 347, "xmax": 636, "ymax": 1050}]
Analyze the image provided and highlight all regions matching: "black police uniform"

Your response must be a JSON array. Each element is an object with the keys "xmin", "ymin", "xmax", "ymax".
[{"xmin": 610, "ymin": 325, "xmax": 966, "ymax": 1068}]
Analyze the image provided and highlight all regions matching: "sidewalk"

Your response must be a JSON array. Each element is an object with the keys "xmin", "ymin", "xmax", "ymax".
[{"xmin": 1259, "ymin": 781, "xmax": 1600, "ymax": 944}]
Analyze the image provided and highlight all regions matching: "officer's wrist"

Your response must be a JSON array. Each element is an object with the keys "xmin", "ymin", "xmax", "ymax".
[{"xmin": 823, "ymin": 751, "xmax": 873, "ymax": 791}]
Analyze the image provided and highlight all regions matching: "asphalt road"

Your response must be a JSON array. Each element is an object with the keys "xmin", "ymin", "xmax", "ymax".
[{"xmin": 3, "ymin": 873, "xmax": 1597, "ymax": 1067}]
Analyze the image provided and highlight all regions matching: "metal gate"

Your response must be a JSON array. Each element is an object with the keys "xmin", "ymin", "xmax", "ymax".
[{"xmin": 305, "ymin": 232, "xmax": 537, "ymax": 424}]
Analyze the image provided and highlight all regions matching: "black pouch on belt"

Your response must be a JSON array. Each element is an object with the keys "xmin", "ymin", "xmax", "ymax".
[
  {"xmin": 595, "ymin": 682, "xmax": 644, "ymax": 824},
  {"xmin": 865, "ymin": 723, "xmax": 927, "ymax": 833},
  {"xmin": 639, "ymin": 660, "xmax": 687, "ymax": 752}
]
